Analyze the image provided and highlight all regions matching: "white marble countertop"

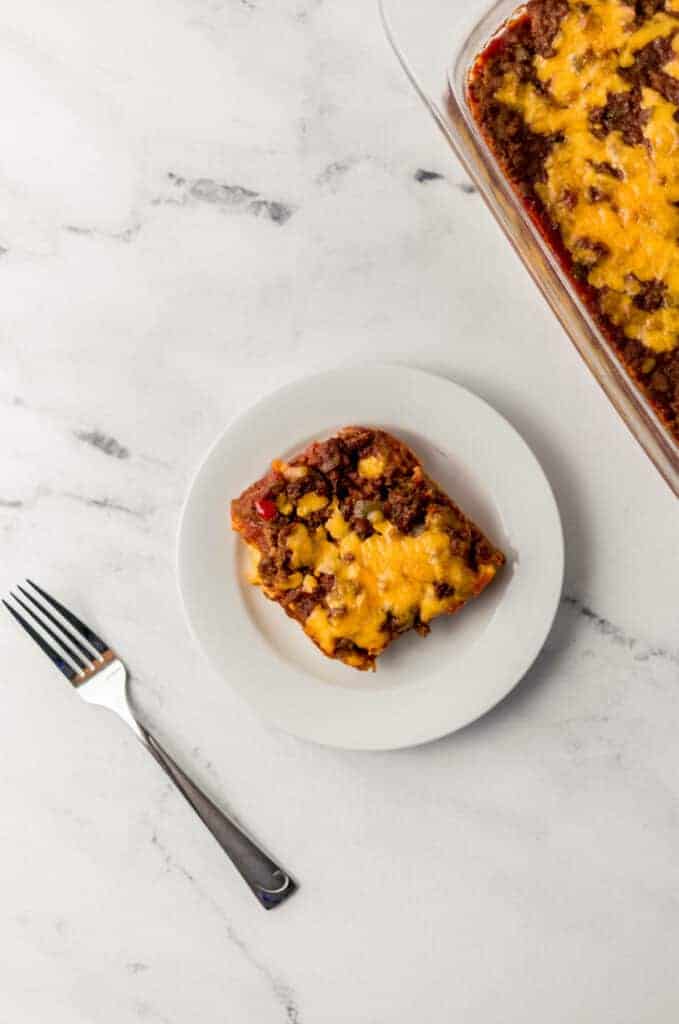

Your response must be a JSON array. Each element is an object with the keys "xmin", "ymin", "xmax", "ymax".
[{"xmin": 1, "ymin": 0, "xmax": 678, "ymax": 1020}]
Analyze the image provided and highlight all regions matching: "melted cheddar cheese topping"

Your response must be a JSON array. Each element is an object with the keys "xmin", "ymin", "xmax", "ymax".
[
  {"xmin": 296, "ymin": 492, "xmax": 329, "ymax": 517},
  {"xmin": 494, "ymin": 0, "xmax": 679, "ymax": 353},
  {"xmin": 255, "ymin": 502, "xmax": 498, "ymax": 659},
  {"xmin": 358, "ymin": 455, "xmax": 386, "ymax": 478}
]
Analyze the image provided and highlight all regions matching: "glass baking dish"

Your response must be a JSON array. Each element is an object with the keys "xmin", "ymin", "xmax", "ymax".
[{"xmin": 379, "ymin": 0, "xmax": 679, "ymax": 498}]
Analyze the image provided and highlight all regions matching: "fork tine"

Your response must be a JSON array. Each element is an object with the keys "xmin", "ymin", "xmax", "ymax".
[
  {"xmin": 25, "ymin": 580, "xmax": 110, "ymax": 655},
  {"xmin": 3, "ymin": 599, "xmax": 79, "ymax": 681},
  {"xmin": 11, "ymin": 593, "xmax": 90, "ymax": 672},
  {"xmin": 17, "ymin": 585, "xmax": 100, "ymax": 663}
]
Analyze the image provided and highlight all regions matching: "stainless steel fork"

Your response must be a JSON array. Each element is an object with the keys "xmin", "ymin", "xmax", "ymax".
[{"xmin": 4, "ymin": 580, "xmax": 295, "ymax": 909}]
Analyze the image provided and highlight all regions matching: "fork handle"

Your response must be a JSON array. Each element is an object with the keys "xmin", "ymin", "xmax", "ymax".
[{"xmin": 137, "ymin": 726, "xmax": 295, "ymax": 909}]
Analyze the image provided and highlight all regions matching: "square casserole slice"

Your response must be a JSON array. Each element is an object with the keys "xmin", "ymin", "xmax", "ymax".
[{"xmin": 231, "ymin": 426, "xmax": 505, "ymax": 671}]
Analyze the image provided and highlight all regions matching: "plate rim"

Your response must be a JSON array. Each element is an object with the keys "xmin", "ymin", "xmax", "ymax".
[{"xmin": 176, "ymin": 363, "xmax": 564, "ymax": 751}]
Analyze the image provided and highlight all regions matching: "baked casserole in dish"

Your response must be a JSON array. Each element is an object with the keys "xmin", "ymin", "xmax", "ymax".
[{"xmin": 381, "ymin": 0, "xmax": 679, "ymax": 495}]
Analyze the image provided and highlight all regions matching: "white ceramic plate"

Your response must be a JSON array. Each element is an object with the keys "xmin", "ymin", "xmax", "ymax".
[{"xmin": 177, "ymin": 365, "xmax": 563, "ymax": 750}]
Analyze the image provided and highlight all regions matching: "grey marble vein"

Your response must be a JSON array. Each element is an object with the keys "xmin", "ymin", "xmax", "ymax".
[
  {"xmin": 0, "ymin": 486, "xmax": 151, "ymax": 521},
  {"xmin": 82, "ymin": 497, "xmax": 142, "ymax": 517},
  {"xmin": 126, "ymin": 962, "xmax": 150, "ymax": 975},
  {"xmin": 293, "ymin": 0, "xmax": 323, "ymax": 22},
  {"xmin": 0, "ymin": 484, "xmax": 48, "ymax": 513},
  {"xmin": 564, "ymin": 594, "xmax": 679, "ymax": 666},
  {"xmin": 413, "ymin": 171, "xmax": 477, "ymax": 194},
  {"xmin": 66, "ymin": 494, "xmax": 150, "ymax": 519},
  {"xmin": 0, "ymin": 393, "xmax": 25, "ymax": 407},
  {"xmin": 133, "ymin": 1000, "xmax": 173, "ymax": 1024},
  {"xmin": 190, "ymin": 746, "xmax": 221, "ymax": 783},
  {"xmin": 162, "ymin": 172, "xmax": 294, "ymax": 224},
  {"xmin": 317, "ymin": 159, "xmax": 356, "ymax": 185},
  {"xmin": 414, "ymin": 168, "xmax": 444, "ymax": 183},
  {"xmin": 148, "ymin": 828, "xmax": 301, "ymax": 1022},
  {"xmin": 150, "ymin": 830, "xmax": 195, "ymax": 881},
  {"xmin": 75, "ymin": 429, "xmax": 130, "ymax": 460},
  {"xmin": 64, "ymin": 223, "xmax": 142, "ymax": 242},
  {"xmin": 219, "ymin": 914, "xmax": 302, "ymax": 1024}
]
